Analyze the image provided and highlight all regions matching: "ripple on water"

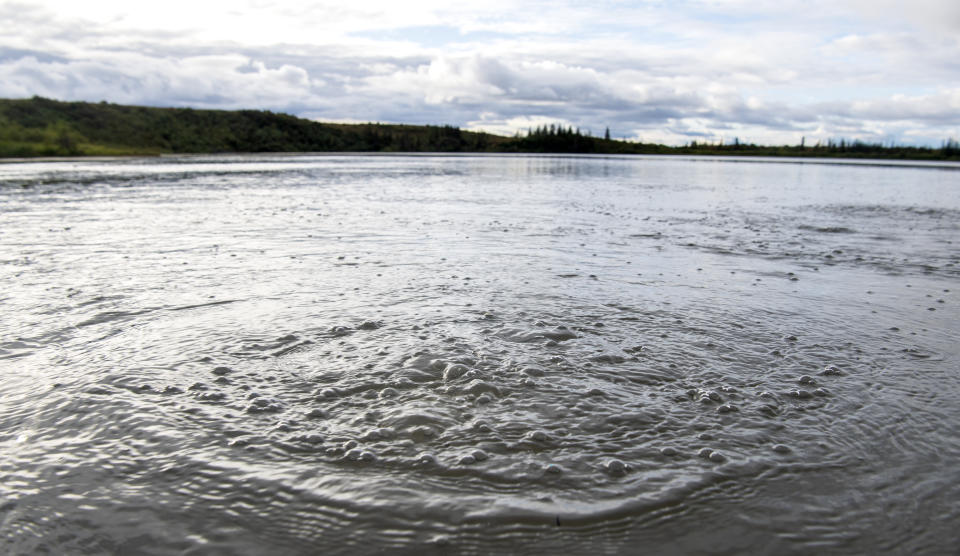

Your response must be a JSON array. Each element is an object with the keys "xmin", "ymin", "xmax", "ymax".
[{"xmin": 3, "ymin": 155, "xmax": 959, "ymax": 554}]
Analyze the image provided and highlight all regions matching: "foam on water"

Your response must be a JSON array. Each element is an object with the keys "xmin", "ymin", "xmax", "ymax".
[{"xmin": 1, "ymin": 154, "xmax": 958, "ymax": 554}]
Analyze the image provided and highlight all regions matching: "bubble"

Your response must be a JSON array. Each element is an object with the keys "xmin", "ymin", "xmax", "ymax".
[
  {"xmin": 545, "ymin": 464, "xmax": 563, "ymax": 474},
  {"xmin": 772, "ymin": 444, "xmax": 791, "ymax": 453},
  {"xmin": 527, "ymin": 430, "xmax": 551, "ymax": 442},
  {"xmin": 443, "ymin": 364, "xmax": 469, "ymax": 381},
  {"xmin": 604, "ymin": 459, "xmax": 627, "ymax": 475},
  {"xmin": 306, "ymin": 408, "xmax": 327, "ymax": 419},
  {"xmin": 696, "ymin": 448, "xmax": 725, "ymax": 462},
  {"xmin": 379, "ymin": 387, "xmax": 399, "ymax": 399},
  {"xmin": 660, "ymin": 447, "xmax": 679, "ymax": 456},
  {"xmin": 294, "ymin": 433, "xmax": 324, "ymax": 444},
  {"xmin": 820, "ymin": 365, "xmax": 843, "ymax": 376}
]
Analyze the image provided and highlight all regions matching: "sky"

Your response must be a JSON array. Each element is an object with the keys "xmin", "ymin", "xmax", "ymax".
[{"xmin": 1, "ymin": 0, "xmax": 959, "ymax": 146}]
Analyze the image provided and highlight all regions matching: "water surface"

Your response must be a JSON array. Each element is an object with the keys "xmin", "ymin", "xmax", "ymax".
[{"xmin": 2, "ymin": 154, "xmax": 958, "ymax": 554}]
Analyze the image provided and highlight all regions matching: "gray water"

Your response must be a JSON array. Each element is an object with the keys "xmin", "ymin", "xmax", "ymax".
[{"xmin": 1, "ymin": 154, "xmax": 958, "ymax": 555}]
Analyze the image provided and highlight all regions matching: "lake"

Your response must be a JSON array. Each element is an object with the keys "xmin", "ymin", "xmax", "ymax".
[{"xmin": 1, "ymin": 154, "xmax": 958, "ymax": 554}]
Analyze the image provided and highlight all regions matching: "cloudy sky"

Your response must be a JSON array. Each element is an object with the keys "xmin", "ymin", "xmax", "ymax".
[{"xmin": 2, "ymin": 0, "xmax": 959, "ymax": 146}]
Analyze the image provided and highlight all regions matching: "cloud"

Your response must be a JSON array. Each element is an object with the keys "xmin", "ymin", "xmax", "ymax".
[
  {"xmin": 0, "ymin": 53, "xmax": 322, "ymax": 109},
  {"xmin": 1, "ymin": 1, "xmax": 958, "ymax": 146},
  {"xmin": 847, "ymin": 0, "xmax": 960, "ymax": 36},
  {"xmin": 845, "ymin": 89, "xmax": 960, "ymax": 124}
]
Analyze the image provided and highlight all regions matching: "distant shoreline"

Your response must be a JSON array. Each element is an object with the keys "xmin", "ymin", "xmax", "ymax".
[
  {"xmin": 3, "ymin": 97, "xmax": 958, "ymax": 161},
  {"xmin": 5, "ymin": 153, "xmax": 959, "ymax": 173}
]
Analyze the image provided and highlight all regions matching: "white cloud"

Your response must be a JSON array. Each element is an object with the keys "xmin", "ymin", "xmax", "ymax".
[
  {"xmin": 847, "ymin": 0, "xmax": 960, "ymax": 36},
  {"xmin": 1, "ymin": 0, "xmax": 959, "ymax": 145},
  {"xmin": 0, "ymin": 53, "xmax": 321, "ymax": 109},
  {"xmin": 465, "ymin": 113, "xmax": 579, "ymax": 136}
]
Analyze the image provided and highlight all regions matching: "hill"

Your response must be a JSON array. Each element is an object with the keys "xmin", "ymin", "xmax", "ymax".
[{"xmin": 0, "ymin": 97, "xmax": 514, "ymax": 157}]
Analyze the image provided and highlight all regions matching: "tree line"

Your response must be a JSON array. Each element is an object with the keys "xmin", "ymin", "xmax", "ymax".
[{"xmin": 1, "ymin": 97, "xmax": 957, "ymax": 160}]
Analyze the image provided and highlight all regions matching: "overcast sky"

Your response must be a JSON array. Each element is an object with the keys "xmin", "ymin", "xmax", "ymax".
[{"xmin": 2, "ymin": 0, "xmax": 959, "ymax": 145}]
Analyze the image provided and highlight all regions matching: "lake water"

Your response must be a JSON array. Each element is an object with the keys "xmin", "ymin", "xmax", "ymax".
[{"xmin": 1, "ymin": 154, "xmax": 958, "ymax": 554}]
